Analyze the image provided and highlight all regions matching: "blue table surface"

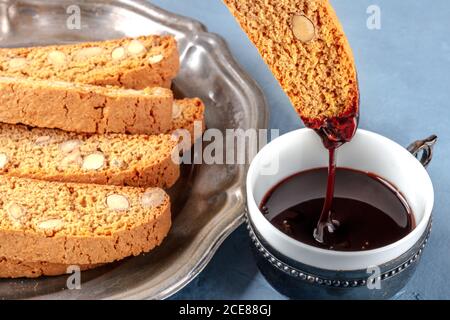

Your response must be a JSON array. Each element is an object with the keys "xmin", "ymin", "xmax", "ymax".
[{"xmin": 150, "ymin": 0, "xmax": 450, "ymax": 300}]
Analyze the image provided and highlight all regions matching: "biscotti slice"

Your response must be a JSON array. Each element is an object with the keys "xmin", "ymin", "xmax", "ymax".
[
  {"xmin": 0, "ymin": 257, "xmax": 101, "ymax": 278},
  {"xmin": 0, "ymin": 76, "xmax": 173, "ymax": 135},
  {"xmin": 0, "ymin": 123, "xmax": 179, "ymax": 188},
  {"xmin": 0, "ymin": 176, "xmax": 171, "ymax": 265},
  {"xmin": 0, "ymin": 97, "xmax": 205, "ymax": 188},
  {"xmin": 0, "ymin": 35, "xmax": 179, "ymax": 89},
  {"xmin": 223, "ymin": 0, "xmax": 359, "ymax": 128}
]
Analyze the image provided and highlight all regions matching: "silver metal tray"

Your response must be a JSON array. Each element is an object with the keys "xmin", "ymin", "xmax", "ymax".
[{"xmin": 0, "ymin": 0, "xmax": 268, "ymax": 299}]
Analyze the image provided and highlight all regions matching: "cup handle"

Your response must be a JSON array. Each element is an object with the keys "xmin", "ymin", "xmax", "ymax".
[{"xmin": 407, "ymin": 135, "xmax": 437, "ymax": 168}]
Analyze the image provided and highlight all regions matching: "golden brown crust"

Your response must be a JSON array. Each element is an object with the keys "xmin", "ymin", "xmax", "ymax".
[
  {"xmin": 0, "ymin": 35, "xmax": 179, "ymax": 89},
  {"xmin": 0, "ymin": 257, "xmax": 101, "ymax": 278},
  {"xmin": 0, "ymin": 77, "xmax": 173, "ymax": 135},
  {"xmin": 0, "ymin": 175, "xmax": 172, "ymax": 265},
  {"xmin": 223, "ymin": 0, "xmax": 359, "ymax": 125}
]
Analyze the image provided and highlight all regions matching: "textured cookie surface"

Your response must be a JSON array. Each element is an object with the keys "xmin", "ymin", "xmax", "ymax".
[
  {"xmin": 223, "ymin": 0, "xmax": 359, "ymax": 127},
  {"xmin": 0, "ymin": 35, "xmax": 179, "ymax": 89},
  {"xmin": 0, "ymin": 98, "xmax": 204, "ymax": 188},
  {"xmin": 0, "ymin": 176, "xmax": 171, "ymax": 265},
  {"xmin": 0, "ymin": 124, "xmax": 178, "ymax": 188},
  {"xmin": 0, "ymin": 257, "xmax": 101, "ymax": 278},
  {"xmin": 170, "ymin": 98, "xmax": 206, "ymax": 139},
  {"xmin": 0, "ymin": 76, "xmax": 173, "ymax": 135}
]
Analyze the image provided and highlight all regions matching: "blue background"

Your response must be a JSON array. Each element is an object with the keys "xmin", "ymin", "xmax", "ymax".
[{"xmin": 150, "ymin": 0, "xmax": 450, "ymax": 299}]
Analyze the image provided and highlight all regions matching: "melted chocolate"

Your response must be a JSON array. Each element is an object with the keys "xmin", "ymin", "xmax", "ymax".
[
  {"xmin": 313, "ymin": 114, "xmax": 358, "ymax": 244},
  {"xmin": 260, "ymin": 168, "xmax": 415, "ymax": 251}
]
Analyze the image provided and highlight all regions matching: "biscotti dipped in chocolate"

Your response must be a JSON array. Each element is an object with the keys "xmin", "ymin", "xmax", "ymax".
[
  {"xmin": 223, "ymin": 0, "xmax": 359, "ymax": 128},
  {"xmin": 0, "ymin": 35, "xmax": 179, "ymax": 89},
  {"xmin": 0, "ymin": 76, "xmax": 173, "ymax": 135},
  {"xmin": 0, "ymin": 98, "xmax": 205, "ymax": 188},
  {"xmin": 0, "ymin": 176, "xmax": 171, "ymax": 265}
]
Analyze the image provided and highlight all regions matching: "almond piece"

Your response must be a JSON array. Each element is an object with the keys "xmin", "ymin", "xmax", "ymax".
[
  {"xmin": 75, "ymin": 47, "xmax": 104, "ymax": 60},
  {"xmin": 58, "ymin": 150, "xmax": 83, "ymax": 171},
  {"xmin": 0, "ymin": 153, "xmax": 9, "ymax": 169},
  {"xmin": 35, "ymin": 135, "xmax": 52, "ymax": 146},
  {"xmin": 106, "ymin": 194, "xmax": 130, "ymax": 211},
  {"xmin": 151, "ymin": 87, "xmax": 169, "ymax": 97},
  {"xmin": 47, "ymin": 50, "xmax": 67, "ymax": 66},
  {"xmin": 111, "ymin": 46, "xmax": 126, "ymax": 60},
  {"xmin": 6, "ymin": 202, "xmax": 26, "ymax": 221},
  {"xmin": 291, "ymin": 14, "xmax": 316, "ymax": 43},
  {"xmin": 140, "ymin": 188, "xmax": 166, "ymax": 208},
  {"xmin": 37, "ymin": 219, "xmax": 64, "ymax": 234},
  {"xmin": 8, "ymin": 58, "xmax": 28, "ymax": 70},
  {"xmin": 172, "ymin": 102, "xmax": 182, "ymax": 119},
  {"xmin": 110, "ymin": 158, "xmax": 127, "ymax": 169},
  {"xmin": 82, "ymin": 152, "xmax": 105, "ymax": 170},
  {"xmin": 127, "ymin": 39, "xmax": 146, "ymax": 55},
  {"xmin": 59, "ymin": 140, "xmax": 82, "ymax": 154},
  {"xmin": 148, "ymin": 54, "xmax": 164, "ymax": 64}
]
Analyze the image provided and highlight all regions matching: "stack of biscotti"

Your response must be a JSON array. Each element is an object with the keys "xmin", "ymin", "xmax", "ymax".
[{"xmin": 0, "ymin": 36, "xmax": 206, "ymax": 278}]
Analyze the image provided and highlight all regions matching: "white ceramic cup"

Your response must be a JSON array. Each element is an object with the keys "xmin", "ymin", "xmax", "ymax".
[{"xmin": 246, "ymin": 129, "xmax": 434, "ymax": 271}]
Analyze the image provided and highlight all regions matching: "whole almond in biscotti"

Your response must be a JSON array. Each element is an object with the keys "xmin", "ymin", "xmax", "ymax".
[
  {"xmin": 0, "ymin": 153, "xmax": 8, "ymax": 169},
  {"xmin": 223, "ymin": 0, "xmax": 359, "ymax": 128},
  {"xmin": 127, "ymin": 40, "xmax": 146, "ymax": 55},
  {"xmin": 34, "ymin": 135, "xmax": 52, "ymax": 146},
  {"xmin": 47, "ymin": 51, "xmax": 67, "ymax": 66},
  {"xmin": 111, "ymin": 46, "xmax": 126, "ymax": 60},
  {"xmin": 6, "ymin": 202, "xmax": 26, "ymax": 221},
  {"xmin": 106, "ymin": 194, "xmax": 130, "ymax": 211},
  {"xmin": 82, "ymin": 152, "xmax": 105, "ymax": 171},
  {"xmin": 172, "ymin": 102, "xmax": 182, "ymax": 119},
  {"xmin": 8, "ymin": 58, "xmax": 27, "ymax": 70},
  {"xmin": 148, "ymin": 54, "xmax": 164, "ymax": 64},
  {"xmin": 291, "ymin": 14, "xmax": 316, "ymax": 43},
  {"xmin": 59, "ymin": 140, "xmax": 82, "ymax": 154},
  {"xmin": 140, "ymin": 188, "xmax": 166, "ymax": 209}
]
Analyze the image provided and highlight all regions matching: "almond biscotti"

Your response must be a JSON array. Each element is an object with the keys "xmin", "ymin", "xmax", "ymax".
[
  {"xmin": 0, "ymin": 176, "xmax": 171, "ymax": 265},
  {"xmin": 0, "ymin": 124, "xmax": 178, "ymax": 188},
  {"xmin": 170, "ymin": 98, "xmax": 206, "ymax": 138},
  {"xmin": 0, "ymin": 98, "xmax": 205, "ymax": 188},
  {"xmin": 223, "ymin": 0, "xmax": 359, "ymax": 128},
  {"xmin": 0, "ymin": 35, "xmax": 179, "ymax": 89},
  {"xmin": 0, "ymin": 257, "xmax": 100, "ymax": 278},
  {"xmin": 0, "ymin": 76, "xmax": 173, "ymax": 135}
]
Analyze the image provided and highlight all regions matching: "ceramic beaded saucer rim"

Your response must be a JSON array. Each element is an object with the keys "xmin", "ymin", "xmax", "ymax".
[{"xmin": 244, "ymin": 210, "xmax": 432, "ymax": 288}]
